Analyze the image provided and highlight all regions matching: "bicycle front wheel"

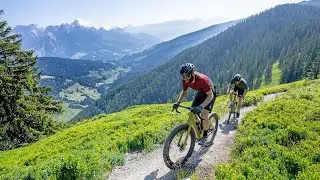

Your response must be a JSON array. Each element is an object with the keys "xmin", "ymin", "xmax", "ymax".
[
  {"xmin": 163, "ymin": 123, "xmax": 195, "ymax": 169},
  {"xmin": 227, "ymin": 98, "xmax": 237, "ymax": 123},
  {"xmin": 207, "ymin": 112, "xmax": 219, "ymax": 145},
  {"xmin": 227, "ymin": 105, "xmax": 233, "ymax": 124}
]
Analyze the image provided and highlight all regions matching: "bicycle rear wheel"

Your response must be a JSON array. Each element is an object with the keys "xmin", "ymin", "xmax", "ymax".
[{"xmin": 163, "ymin": 123, "xmax": 195, "ymax": 169}]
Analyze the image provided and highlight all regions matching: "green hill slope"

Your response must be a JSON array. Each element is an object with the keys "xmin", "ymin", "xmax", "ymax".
[
  {"xmin": 0, "ymin": 80, "xmax": 312, "ymax": 179},
  {"xmin": 215, "ymin": 81, "xmax": 320, "ymax": 179}
]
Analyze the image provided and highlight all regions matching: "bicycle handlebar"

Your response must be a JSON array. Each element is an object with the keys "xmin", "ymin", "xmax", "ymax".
[{"xmin": 171, "ymin": 105, "xmax": 204, "ymax": 120}]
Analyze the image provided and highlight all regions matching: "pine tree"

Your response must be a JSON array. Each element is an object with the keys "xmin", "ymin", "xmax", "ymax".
[
  {"xmin": 313, "ymin": 51, "xmax": 320, "ymax": 79},
  {"xmin": 0, "ymin": 10, "xmax": 62, "ymax": 150},
  {"xmin": 305, "ymin": 50, "xmax": 320, "ymax": 80}
]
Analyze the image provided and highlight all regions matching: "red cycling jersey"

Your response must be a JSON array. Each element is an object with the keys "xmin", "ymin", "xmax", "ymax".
[{"xmin": 183, "ymin": 73, "xmax": 212, "ymax": 93}]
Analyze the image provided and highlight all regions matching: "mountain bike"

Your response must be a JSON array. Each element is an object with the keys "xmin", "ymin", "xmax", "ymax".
[
  {"xmin": 227, "ymin": 92, "xmax": 238, "ymax": 124},
  {"xmin": 163, "ymin": 104, "xmax": 218, "ymax": 169}
]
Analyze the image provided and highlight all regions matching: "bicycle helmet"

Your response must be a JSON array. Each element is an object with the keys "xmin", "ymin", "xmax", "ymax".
[
  {"xmin": 180, "ymin": 63, "xmax": 195, "ymax": 75},
  {"xmin": 234, "ymin": 74, "xmax": 241, "ymax": 81}
]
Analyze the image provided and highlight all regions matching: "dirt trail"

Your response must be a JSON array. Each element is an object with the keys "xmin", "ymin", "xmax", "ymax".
[{"xmin": 107, "ymin": 94, "xmax": 280, "ymax": 180}]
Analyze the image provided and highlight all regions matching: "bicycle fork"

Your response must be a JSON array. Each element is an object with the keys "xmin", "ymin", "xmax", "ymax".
[
  {"xmin": 177, "ymin": 113, "xmax": 201, "ymax": 151},
  {"xmin": 177, "ymin": 127, "xmax": 190, "ymax": 151}
]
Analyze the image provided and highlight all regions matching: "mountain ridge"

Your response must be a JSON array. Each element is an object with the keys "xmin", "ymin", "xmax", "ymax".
[
  {"xmin": 13, "ymin": 20, "xmax": 160, "ymax": 61},
  {"xmin": 123, "ymin": 17, "xmax": 231, "ymax": 41}
]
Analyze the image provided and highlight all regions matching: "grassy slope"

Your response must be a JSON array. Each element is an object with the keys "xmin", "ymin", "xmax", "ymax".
[
  {"xmin": 215, "ymin": 81, "xmax": 320, "ymax": 179},
  {"xmin": 0, "ymin": 80, "xmax": 313, "ymax": 179},
  {"xmin": 270, "ymin": 61, "xmax": 282, "ymax": 86},
  {"xmin": 261, "ymin": 61, "xmax": 282, "ymax": 87}
]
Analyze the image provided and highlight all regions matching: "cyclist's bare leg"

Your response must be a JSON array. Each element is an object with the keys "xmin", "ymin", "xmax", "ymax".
[
  {"xmin": 229, "ymin": 90, "xmax": 235, "ymax": 102},
  {"xmin": 198, "ymin": 109, "xmax": 210, "ymax": 146},
  {"xmin": 237, "ymin": 96, "xmax": 243, "ymax": 113},
  {"xmin": 201, "ymin": 109, "xmax": 210, "ymax": 131}
]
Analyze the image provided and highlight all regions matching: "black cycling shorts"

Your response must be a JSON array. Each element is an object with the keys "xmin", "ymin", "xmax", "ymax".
[
  {"xmin": 191, "ymin": 90, "xmax": 216, "ymax": 112},
  {"xmin": 234, "ymin": 86, "xmax": 245, "ymax": 97}
]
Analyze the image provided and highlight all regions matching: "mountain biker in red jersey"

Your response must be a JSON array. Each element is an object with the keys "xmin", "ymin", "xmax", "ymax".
[{"xmin": 173, "ymin": 63, "xmax": 216, "ymax": 146}]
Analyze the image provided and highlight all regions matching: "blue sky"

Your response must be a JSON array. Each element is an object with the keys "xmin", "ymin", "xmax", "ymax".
[{"xmin": 2, "ymin": 0, "xmax": 302, "ymax": 28}]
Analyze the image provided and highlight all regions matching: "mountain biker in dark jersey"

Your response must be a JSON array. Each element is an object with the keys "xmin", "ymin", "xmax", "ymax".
[
  {"xmin": 227, "ymin": 74, "xmax": 249, "ymax": 118},
  {"xmin": 173, "ymin": 63, "xmax": 216, "ymax": 146}
]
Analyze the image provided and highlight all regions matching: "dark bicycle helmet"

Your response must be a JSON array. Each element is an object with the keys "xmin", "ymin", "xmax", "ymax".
[
  {"xmin": 234, "ymin": 74, "xmax": 241, "ymax": 81},
  {"xmin": 180, "ymin": 63, "xmax": 195, "ymax": 75}
]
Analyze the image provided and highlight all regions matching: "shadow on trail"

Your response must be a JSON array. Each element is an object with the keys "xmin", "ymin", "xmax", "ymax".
[
  {"xmin": 219, "ymin": 118, "xmax": 238, "ymax": 135},
  {"xmin": 144, "ymin": 144, "xmax": 214, "ymax": 180}
]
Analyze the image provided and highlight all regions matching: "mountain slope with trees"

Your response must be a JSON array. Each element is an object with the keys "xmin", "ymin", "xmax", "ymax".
[
  {"xmin": 34, "ymin": 20, "xmax": 238, "ymax": 122},
  {"xmin": 36, "ymin": 57, "xmax": 125, "ymax": 97},
  {"xmin": 112, "ymin": 20, "xmax": 239, "ymax": 88},
  {"xmin": 300, "ymin": 0, "xmax": 320, "ymax": 7},
  {"xmin": 73, "ymin": 4, "xmax": 320, "ymax": 121}
]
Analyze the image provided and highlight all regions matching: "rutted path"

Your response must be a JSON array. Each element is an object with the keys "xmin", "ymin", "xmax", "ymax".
[{"xmin": 107, "ymin": 94, "xmax": 280, "ymax": 180}]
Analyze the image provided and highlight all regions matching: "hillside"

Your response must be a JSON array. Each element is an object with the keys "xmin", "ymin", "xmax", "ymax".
[
  {"xmin": 74, "ymin": 4, "xmax": 320, "ymax": 121},
  {"xmin": 13, "ymin": 21, "xmax": 160, "ymax": 61},
  {"xmin": 0, "ymin": 80, "xmax": 312, "ymax": 179},
  {"xmin": 215, "ymin": 81, "xmax": 320, "ymax": 179},
  {"xmin": 300, "ymin": 0, "xmax": 320, "ymax": 7},
  {"xmin": 112, "ymin": 20, "xmax": 239, "ymax": 88},
  {"xmin": 36, "ymin": 20, "xmax": 237, "ymax": 121}
]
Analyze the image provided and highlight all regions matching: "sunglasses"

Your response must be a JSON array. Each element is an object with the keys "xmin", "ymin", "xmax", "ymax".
[{"xmin": 182, "ymin": 74, "xmax": 192, "ymax": 79}]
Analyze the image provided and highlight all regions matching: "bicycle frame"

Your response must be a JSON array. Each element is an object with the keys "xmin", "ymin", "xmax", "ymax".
[
  {"xmin": 231, "ymin": 93, "xmax": 237, "ymax": 112},
  {"xmin": 230, "ymin": 90, "xmax": 245, "ymax": 106},
  {"xmin": 173, "ymin": 105, "xmax": 203, "ymax": 149},
  {"xmin": 226, "ymin": 92, "xmax": 239, "ymax": 124},
  {"xmin": 187, "ymin": 111, "xmax": 203, "ymax": 140}
]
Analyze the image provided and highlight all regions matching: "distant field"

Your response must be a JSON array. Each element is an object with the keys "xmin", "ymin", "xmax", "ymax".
[{"xmin": 54, "ymin": 103, "xmax": 83, "ymax": 122}]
